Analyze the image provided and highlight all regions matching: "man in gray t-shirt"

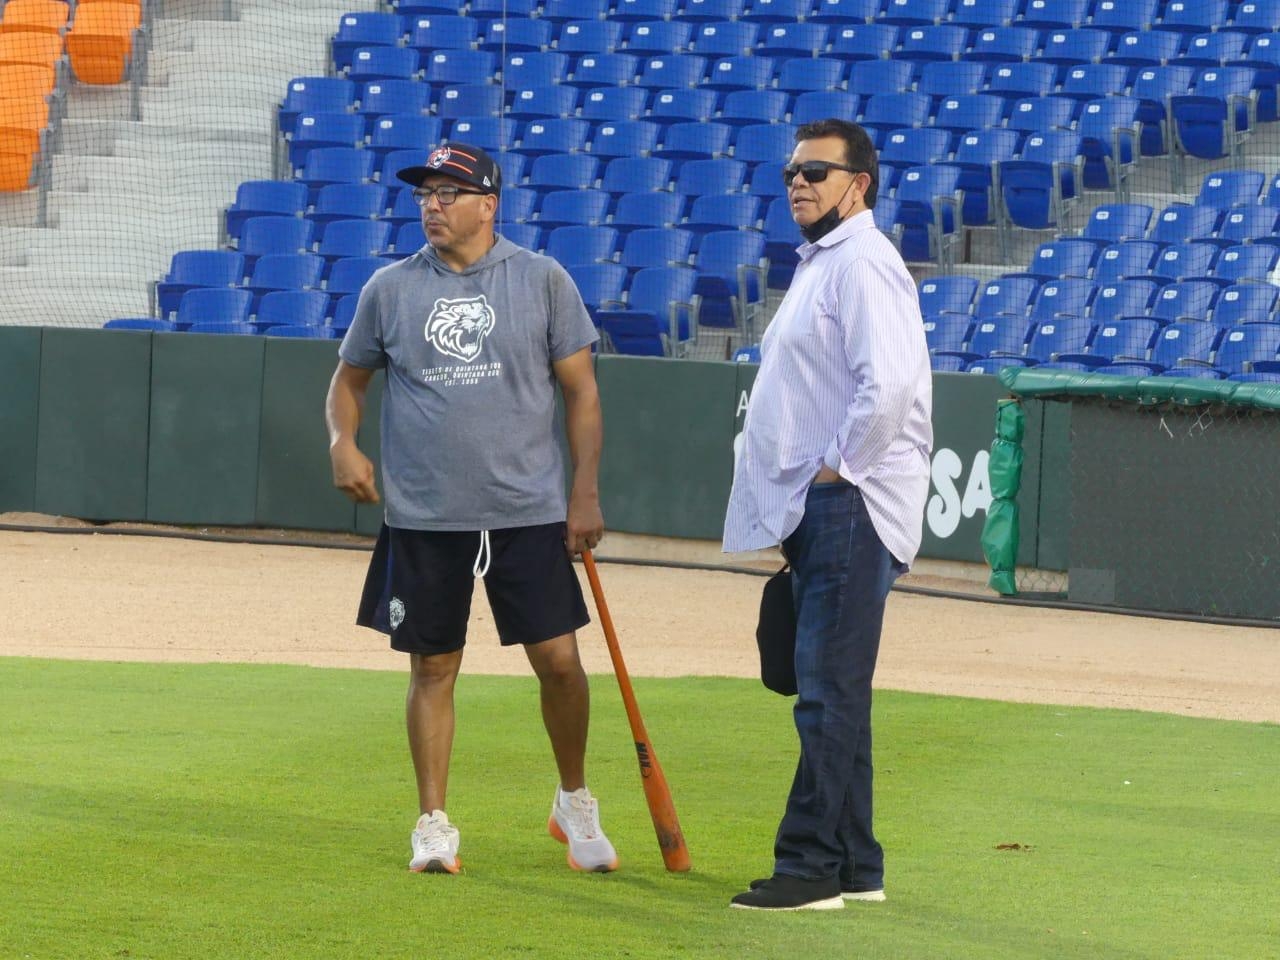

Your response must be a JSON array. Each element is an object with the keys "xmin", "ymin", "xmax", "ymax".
[{"xmin": 324, "ymin": 142, "xmax": 618, "ymax": 877}]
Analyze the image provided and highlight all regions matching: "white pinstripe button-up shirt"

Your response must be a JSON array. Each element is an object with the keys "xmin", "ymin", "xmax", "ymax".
[{"xmin": 722, "ymin": 210, "xmax": 933, "ymax": 566}]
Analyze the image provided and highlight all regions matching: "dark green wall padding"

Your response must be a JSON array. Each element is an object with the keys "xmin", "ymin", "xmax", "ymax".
[{"xmin": 0, "ymin": 327, "xmax": 41, "ymax": 512}]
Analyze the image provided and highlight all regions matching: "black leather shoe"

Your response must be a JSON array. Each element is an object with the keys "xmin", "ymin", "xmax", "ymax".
[
  {"xmin": 751, "ymin": 876, "xmax": 886, "ymax": 901},
  {"xmin": 731, "ymin": 874, "xmax": 843, "ymax": 911}
]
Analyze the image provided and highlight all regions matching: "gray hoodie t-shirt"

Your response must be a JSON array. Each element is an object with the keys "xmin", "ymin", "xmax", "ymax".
[{"xmin": 338, "ymin": 235, "xmax": 598, "ymax": 531}]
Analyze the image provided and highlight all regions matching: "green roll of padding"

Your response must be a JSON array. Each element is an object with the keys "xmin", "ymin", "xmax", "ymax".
[{"xmin": 981, "ymin": 398, "xmax": 1025, "ymax": 596}]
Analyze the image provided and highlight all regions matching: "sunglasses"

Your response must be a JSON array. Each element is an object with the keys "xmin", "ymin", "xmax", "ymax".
[{"xmin": 782, "ymin": 161, "xmax": 861, "ymax": 187}]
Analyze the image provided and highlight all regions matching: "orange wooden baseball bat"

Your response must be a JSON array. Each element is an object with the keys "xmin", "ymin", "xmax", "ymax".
[{"xmin": 581, "ymin": 550, "xmax": 692, "ymax": 872}]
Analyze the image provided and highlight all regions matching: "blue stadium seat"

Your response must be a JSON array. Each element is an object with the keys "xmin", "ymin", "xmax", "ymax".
[
  {"xmin": 1025, "ymin": 315, "xmax": 1095, "ymax": 362},
  {"xmin": 1141, "ymin": 320, "xmax": 1222, "ymax": 370},
  {"xmin": 1017, "ymin": 0, "xmax": 1089, "ymax": 28},
  {"xmin": 931, "ymin": 354, "xmax": 968, "ymax": 371},
  {"xmin": 1151, "ymin": 241, "xmax": 1218, "ymax": 283},
  {"xmin": 176, "ymin": 288, "xmax": 254, "ymax": 330},
  {"xmin": 998, "ymin": 129, "xmax": 1082, "ymax": 236},
  {"xmin": 255, "ymin": 290, "xmax": 330, "ymax": 329},
  {"xmin": 214, "ymin": 185, "xmax": 293, "ymax": 240},
  {"xmin": 564, "ymin": 263, "xmax": 629, "ymax": 320},
  {"xmin": 1211, "ymin": 281, "xmax": 1279, "ymax": 324},
  {"xmin": 588, "ymin": 120, "xmax": 662, "ymax": 158},
  {"xmin": 894, "ymin": 24, "xmax": 970, "ymax": 62},
  {"xmin": 407, "ymin": 15, "xmax": 477, "ymax": 54},
  {"xmin": 931, "ymin": 94, "xmax": 1005, "ymax": 138},
  {"xmin": 1082, "ymin": 203, "xmax": 1154, "ymax": 246},
  {"xmin": 1039, "ymin": 27, "xmax": 1111, "ymax": 67},
  {"xmin": 880, "ymin": 127, "xmax": 952, "ymax": 192},
  {"xmin": 619, "ymin": 227, "xmax": 696, "ymax": 270},
  {"xmin": 499, "ymin": 151, "xmax": 531, "ymax": 188},
  {"xmin": 654, "ymin": 121, "xmax": 734, "ymax": 165},
  {"xmin": 279, "ymin": 77, "xmax": 356, "ymax": 134},
  {"xmin": 1196, "ymin": 170, "xmax": 1266, "ymax": 211},
  {"xmin": 423, "ymin": 50, "xmax": 497, "ymax": 86},
  {"xmin": 1148, "ymin": 204, "xmax": 1222, "ymax": 246},
  {"xmin": 1023, "ymin": 238, "xmax": 1099, "ymax": 281},
  {"xmin": 923, "ymin": 314, "xmax": 974, "ymax": 354},
  {"xmin": 446, "ymin": 117, "xmax": 519, "ymax": 152},
  {"xmin": 682, "ymin": 194, "xmax": 761, "ymax": 238},
  {"xmin": 536, "ymin": 189, "xmax": 612, "ymax": 229},
  {"xmin": 1104, "ymin": 29, "xmax": 1185, "ymax": 70},
  {"xmin": 692, "ymin": 229, "xmax": 768, "ymax": 332},
  {"xmin": 330, "ymin": 293, "xmax": 359, "ymax": 332},
  {"xmin": 677, "ymin": 0, "xmax": 748, "ymax": 21},
  {"xmin": 358, "ymin": 80, "xmax": 431, "ymax": 119},
  {"xmin": 878, "ymin": 0, "xmax": 949, "ymax": 27},
  {"xmin": 1149, "ymin": 280, "xmax": 1221, "ymax": 324},
  {"xmin": 514, "ymin": 118, "xmax": 592, "ymax": 157},
  {"xmin": 507, "ymin": 86, "xmax": 580, "ymax": 121},
  {"xmin": 693, "ymin": 20, "xmax": 760, "ymax": 57},
  {"xmin": 469, "ymin": 0, "xmax": 539, "ymax": 18},
  {"xmin": 718, "ymin": 90, "xmax": 791, "ymax": 128},
  {"xmin": 614, "ymin": 0, "xmax": 680, "ymax": 19},
  {"xmin": 392, "ymin": 221, "xmax": 426, "ymax": 257},
  {"xmin": 499, "ymin": 223, "xmax": 543, "ymax": 250},
  {"xmin": 762, "ymin": 196, "xmax": 803, "ymax": 286},
  {"xmin": 185, "ymin": 322, "xmax": 258, "ymax": 336},
  {"xmin": 332, "ymin": 13, "xmax": 406, "ymax": 73},
  {"xmin": 611, "ymin": 191, "xmax": 685, "ymax": 229},
  {"xmin": 1005, "ymin": 96, "xmax": 1078, "ymax": 140},
  {"xmin": 773, "ymin": 57, "xmax": 846, "ymax": 94},
  {"xmin": 1062, "ymin": 317, "xmax": 1160, "ymax": 365},
  {"xmin": 759, "ymin": 22, "xmax": 830, "ymax": 59},
  {"xmin": 1233, "ymin": 0, "xmax": 1280, "ymax": 33},
  {"xmin": 1092, "ymin": 239, "xmax": 1160, "ymax": 282},
  {"xmin": 496, "ymin": 186, "xmax": 539, "ymax": 221},
  {"xmin": 596, "ymin": 266, "xmax": 700, "ymax": 356},
  {"xmin": 791, "ymin": 91, "xmax": 861, "ymax": 126},
  {"xmin": 346, "ymin": 47, "xmax": 420, "ymax": 85},
  {"xmin": 649, "ymin": 87, "xmax": 720, "ymax": 123},
  {"xmin": 674, "ymin": 157, "xmax": 748, "ymax": 195},
  {"xmin": 809, "ymin": 0, "xmax": 884, "ymax": 23},
  {"xmin": 555, "ymin": 20, "xmax": 623, "ymax": 54},
  {"xmin": 974, "ymin": 276, "xmax": 1039, "ymax": 318},
  {"xmin": 239, "ymin": 216, "xmax": 316, "ymax": 262},
  {"xmin": 1169, "ymin": 67, "xmax": 1259, "ymax": 181},
  {"xmin": 624, "ymin": 20, "xmax": 695, "ymax": 54},
  {"xmin": 367, "ymin": 114, "xmax": 443, "ymax": 162},
  {"xmin": 1130, "ymin": 65, "xmax": 1197, "ymax": 156},
  {"xmin": 478, "ymin": 18, "xmax": 553, "ymax": 52},
  {"xmin": 918, "ymin": 275, "xmax": 980, "ymax": 316},
  {"xmin": 602, "ymin": 156, "xmax": 674, "ymax": 194},
  {"xmin": 860, "ymin": 92, "xmax": 932, "ymax": 138},
  {"xmin": 1181, "ymin": 31, "xmax": 1250, "ymax": 68},
  {"xmin": 395, "ymin": 1, "xmax": 462, "ymax": 17},
  {"xmin": 1216, "ymin": 205, "xmax": 1280, "ymax": 245},
  {"xmin": 1087, "ymin": 279, "xmax": 1160, "ymax": 322},
  {"xmin": 1089, "ymin": 0, "xmax": 1159, "ymax": 40},
  {"xmin": 580, "ymin": 86, "xmax": 650, "ymax": 121},
  {"xmin": 288, "ymin": 112, "xmax": 367, "ymax": 173},
  {"xmin": 1028, "ymin": 278, "xmax": 1095, "ymax": 322},
  {"xmin": 1213, "ymin": 244, "xmax": 1279, "ymax": 283},
  {"xmin": 309, "ymin": 183, "xmax": 389, "ymax": 227},
  {"xmin": 326, "ymin": 257, "xmax": 388, "ymax": 302},
  {"xmin": 846, "ymin": 59, "xmax": 915, "ymax": 100},
  {"xmin": 701, "ymin": 54, "xmax": 778, "ymax": 92},
  {"xmin": 939, "ymin": 315, "xmax": 1033, "ymax": 362},
  {"xmin": 893, "ymin": 163, "xmax": 962, "ymax": 265},
  {"xmin": 966, "ymin": 26, "xmax": 1040, "ymax": 63},
  {"xmin": 543, "ymin": 224, "xmax": 620, "ymax": 265},
  {"xmin": 541, "ymin": 0, "xmax": 612, "ymax": 20},
  {"xmin": 1212, "ymin": 321, "xmax": 1280, "ymax": 373},
  {"xmin": 732, "ymin": 123, "xmax": 796, "ymax": 165},
  {"xmin": 1059, "ymin": 64, "xmax": 1131, "ymax": 103},
  {"xmin": 155, "ymin": 251, "xmax": 247, "ymax": 319},
  {"xmin": 503, "ymin": 52, "xmax": 572, "ymax": 89},
  {"xmin": 916, "ymin": 62, "xmax": 988, "ymax": 104},
  {"xmin": 951, "ymin": 126, "xmax": 1022, "ymax": 226},
  {"xmin": 317, "ymin": 219, "xmax": 393, "ymax": 264},
  {"xmin": 828, "ymin": 23, "xmax": 902, "ymax": 63},
  {"xmin": 264, "ymin": 324, "xmax": 337, "ymax": 339},
  {"xmin": 1076, "ymin": 96, "xmax": 1141, "ymax": 197},
  {"xmin": 952, "ymin": 0, "xmax": 1018, "ymax": 27},
  {"xmin": 637, "ymin": 53, "xmax": 709, "ymax": 89},
  {"xmin": 105, "ymin": 318, "xmax": 179, "ymax": 333},
  {"xmin": 1160, "ymin": 0, "xmax": 1230, "ymax": 37},
  {"xmin": 568, "ymin": 53, "xmax": 642, "ymax": 88},
  {"xmin": 742, "ymin": 0, "xmax": 812, "ymax": 23},
  {"xmin": 298, "ymin": 147, "xmax": 376, "ymax": 204},
  {"xmin": 986, "ymin": 62, "xmax": 1057, "ymax": 102}
]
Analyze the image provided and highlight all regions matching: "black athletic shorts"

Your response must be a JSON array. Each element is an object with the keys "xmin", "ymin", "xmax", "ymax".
[{"xmin": 356, "ymin": 522, "xmax": 590, "ymax": 655}]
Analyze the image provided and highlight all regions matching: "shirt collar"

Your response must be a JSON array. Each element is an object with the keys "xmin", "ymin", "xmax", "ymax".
[{"xmin": 797, "ymin": 208, "xmax": 876, "ymax": 261}]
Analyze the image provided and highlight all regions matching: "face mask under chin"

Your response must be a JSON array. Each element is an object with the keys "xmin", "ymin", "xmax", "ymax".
[{"xmin": 799, "ymin": 204, "xmax": 845, "ymax": 243}]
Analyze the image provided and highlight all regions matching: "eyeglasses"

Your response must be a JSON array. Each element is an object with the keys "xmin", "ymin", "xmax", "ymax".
[
  {"xmin": 782, "ymin": 161, "xmax": 860, "ymax": 187},
  {"xmin": 412, "ymin": 185, "xmax": 488, "ymax": 206}
]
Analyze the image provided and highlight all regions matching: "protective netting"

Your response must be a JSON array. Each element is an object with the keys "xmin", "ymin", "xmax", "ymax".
[{"xmin": 3, "ymin": 1, "xmax": 1280, "ymax": 369}]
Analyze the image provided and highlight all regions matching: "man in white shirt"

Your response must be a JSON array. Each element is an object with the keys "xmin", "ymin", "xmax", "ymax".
[{"xmin": 723, "ymin": 119, "xmax": 933, "ymax": 911}]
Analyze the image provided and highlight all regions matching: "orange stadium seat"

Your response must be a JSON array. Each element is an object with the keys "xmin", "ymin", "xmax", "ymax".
[
  {"xmin": 0, "ymin": 149, "xmax": 36, "ymax": 191},
  {"xmin": 0, "ymin": 95, "xmax": 50, "ymax": 153},
  {"xmin": 0, "ymin": 61, "xmax": 57, "ymax": 99},
  {"xmin": 66, "ymin": 2, "xmax": 140, "ymax": 85},
  {"xmin": 0, "ymin": 30, "xmax": 64, "ymax": 69},
  {"xmin": 0, "ymin": 0, "xmax": 70, "ymax": 36}
]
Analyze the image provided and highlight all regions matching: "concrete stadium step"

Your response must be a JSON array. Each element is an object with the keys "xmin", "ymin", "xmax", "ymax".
[{"xmin": 0, "ymin": 268, "xmax": 151, "ymax": 325}]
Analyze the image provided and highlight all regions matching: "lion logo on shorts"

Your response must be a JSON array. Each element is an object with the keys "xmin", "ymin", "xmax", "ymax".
[
  {"xmin": 425, "ymin": 296, "xmax": 496, "ymax": 363},
  {"xmin": 389, "ymin": 597, "xmax": 405, "ymax": 631}
]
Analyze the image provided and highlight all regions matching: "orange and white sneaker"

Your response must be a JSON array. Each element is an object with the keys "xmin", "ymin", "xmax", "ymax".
[
  {"xmin": 409, "ymin": 810, "xmax": 461, "ymax": 874},
  {"xmin": 548, "ymin": 786, "xmax": 619, "ymax": 873}
]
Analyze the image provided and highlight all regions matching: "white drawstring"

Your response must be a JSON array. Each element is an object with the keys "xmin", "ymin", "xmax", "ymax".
[{"xmin": 472, "ymin": 529, "xmax": 491, "ymax": 578}]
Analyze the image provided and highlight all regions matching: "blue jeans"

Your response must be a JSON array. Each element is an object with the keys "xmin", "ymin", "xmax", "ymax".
[{"xmin": 774, "ymin": 482, "xmax": 901, "ymax": 885}]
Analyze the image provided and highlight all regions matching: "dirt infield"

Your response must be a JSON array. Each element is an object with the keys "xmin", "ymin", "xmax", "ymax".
[{"xmin": 2, "ymin": 524, "xmax": 1277, "ymax": 723}]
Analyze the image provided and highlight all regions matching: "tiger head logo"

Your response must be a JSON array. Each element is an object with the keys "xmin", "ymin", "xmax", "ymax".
[{"xmin": 425, "ymin": 296, "xmax": 495, "ymax": 363}]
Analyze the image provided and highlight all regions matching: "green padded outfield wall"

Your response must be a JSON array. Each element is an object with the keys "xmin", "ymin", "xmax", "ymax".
[
  {"xmin": 35, "ymin": 328, "xmax": 152, "ymax": 521},
  {"xmin": 597, "ymin": 356, "xmax": 739, "ymax": 540},
  {"xmin": 147, "ymin": 333, "xmax": 265, "ymax": 526},
  {"xmin": 0, "ymin": 327, "xmax": 41, "ymax": 513},
  {"xmin": 256, "ymin": 338, "xmax": 355, "ymax": 532}
]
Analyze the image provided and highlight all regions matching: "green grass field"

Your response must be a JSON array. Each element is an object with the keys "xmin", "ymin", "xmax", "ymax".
[{"xmin": 2, "ymin": 658, "xmax": 1276, "ymax": 960}]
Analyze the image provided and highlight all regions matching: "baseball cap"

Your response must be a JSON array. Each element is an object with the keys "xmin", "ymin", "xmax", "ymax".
[{"xmin": 396, "ymin": 142, "xmax": 502, "ymax": 194}]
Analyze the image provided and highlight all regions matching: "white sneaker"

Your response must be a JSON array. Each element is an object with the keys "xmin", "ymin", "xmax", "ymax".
[
  {"xmin": 409, "ymin": 810, "xmax": 461, "ymax": 874},
  {"xmin": 548, "ymin": 786, "xmax": 619, "ymax": 873}
]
